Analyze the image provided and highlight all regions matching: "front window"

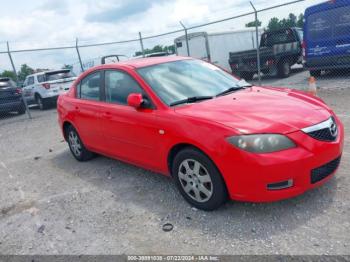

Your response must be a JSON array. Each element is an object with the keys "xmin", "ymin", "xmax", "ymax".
[
  {"xmin": 105, "ymin": 70, "xmax": 144, "ymax": 105},
  {"xmin": 27, "ymin": 76, "xmax": 34, "ymax": 85},
  {"xmin": 137, "ymin": 60, "xmax": 244, "ymax": 106}
]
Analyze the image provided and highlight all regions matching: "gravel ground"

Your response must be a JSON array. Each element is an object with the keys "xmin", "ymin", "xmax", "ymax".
[{"xmin": 0, "ymin": 70, "xmax": 349, "ymax": 255}]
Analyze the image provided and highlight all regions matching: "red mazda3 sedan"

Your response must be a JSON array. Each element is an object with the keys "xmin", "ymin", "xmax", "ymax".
[{"xmin": 57, "ymin": 56, "xmax": 344, "ymax": 210}]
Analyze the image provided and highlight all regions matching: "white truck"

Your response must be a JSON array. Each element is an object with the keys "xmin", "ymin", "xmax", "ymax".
[
  {"xmin": 174, "ymin": 29, "xmax": 263, "ymax": 71},
  {"xmin": 23, "ymin": 69, "xmax": 77, "ymax": 110}
]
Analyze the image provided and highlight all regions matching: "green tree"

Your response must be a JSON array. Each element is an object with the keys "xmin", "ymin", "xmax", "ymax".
[
  {"xmin": 297, "ymin": 13, "xmax": 304, "ymax": 28},
  {"xmin": 267, "ymin": 17, "xmax": 281, "ymax": 31},
  {"xmin": 267, "ymin": 13, "xmax": 304, "ymax": 31},
  {"xmin": 0, "ymin": 70, "xmax": 17, "ymax": 80},
  {"xmin": 17, "ymin": 64, "xmax": 34, "ymax": 81},
  {"xmin": 245, "ymin": 20, "xmax": 262, "ymax": 28}
]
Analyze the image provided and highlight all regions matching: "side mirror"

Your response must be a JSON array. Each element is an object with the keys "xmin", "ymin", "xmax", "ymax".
[{"xmin": 127, "ymin": 93, "xmax": 143, "ymax": 109}]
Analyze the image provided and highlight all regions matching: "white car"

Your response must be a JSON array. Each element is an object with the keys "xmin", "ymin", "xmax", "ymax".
[{"xmin": 23, "ymin": 69, "xmax": 77, "ymax": 110}]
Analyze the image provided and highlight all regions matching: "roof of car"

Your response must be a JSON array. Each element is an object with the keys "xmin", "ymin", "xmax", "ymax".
[
  {"xmin": 106, "ymin": 56, "xmax": 192, "ymax": 69},
  {"xmin": 27, "ymin": 69, "xmax": 71, "ymax": 77}
]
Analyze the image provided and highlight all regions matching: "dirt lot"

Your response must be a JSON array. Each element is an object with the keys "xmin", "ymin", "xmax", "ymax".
[{"xmin": 0, "ymin": 71, "xmax": 349, "ymax": 255}]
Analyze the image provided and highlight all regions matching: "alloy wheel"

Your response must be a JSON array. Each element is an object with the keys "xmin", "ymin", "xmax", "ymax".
[
  {"xmin": 37, "ymin": 97, "xmax": 43, "ymax": 110},
  {"xmin": 68, "ymin": 131, "xmax": 82, "ymax": 157},
  {"xmin": 178, "ymin": 159, "xmax": 213, "ymax": 203}
]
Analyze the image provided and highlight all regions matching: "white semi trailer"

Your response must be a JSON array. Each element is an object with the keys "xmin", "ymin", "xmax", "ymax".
[{"xmin": 174, "ymin": 29, "xmax": 263, "ymax": 71}]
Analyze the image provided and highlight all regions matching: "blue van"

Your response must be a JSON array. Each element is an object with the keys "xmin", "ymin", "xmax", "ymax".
[{"xmin": 304, "ymin": 0, "xmax": 350, "ymax": 76}]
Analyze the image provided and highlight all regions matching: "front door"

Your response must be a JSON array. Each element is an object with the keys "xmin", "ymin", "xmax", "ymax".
[
  {"xmin": 23, "ymin": 76, "xmax": 35, "ymax": 103},
  {"xmin": 99, "ymin": 69, "xmax": 160, "ymax": 170}
]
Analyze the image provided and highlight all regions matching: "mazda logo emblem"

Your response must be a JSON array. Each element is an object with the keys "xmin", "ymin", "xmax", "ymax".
[{"xmin": 329, "ymin": 121, "xmax": 338, "ymax": 138}]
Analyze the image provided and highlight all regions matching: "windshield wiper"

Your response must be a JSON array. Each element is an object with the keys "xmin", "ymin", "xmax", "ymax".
[
  {"xmin": 216, "ymin": 80, "xmax": 252, "ymax": 97},
  {"xmin": 216, "ymin": 86, "xmax": 246, "ymax": 97},
  {"xmin": 170, "ymin": 96, "xmax": 213, "ymax": 106}
]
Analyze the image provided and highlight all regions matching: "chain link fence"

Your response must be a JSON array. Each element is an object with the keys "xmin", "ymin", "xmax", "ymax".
[{"xmin": 0, "ymin": 0, "xmax": 349, "ymax": 122}]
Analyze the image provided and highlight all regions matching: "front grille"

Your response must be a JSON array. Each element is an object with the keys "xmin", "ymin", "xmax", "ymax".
[
  {"xmin": 311, "ymin": 156, "xmax": 341, "ymax": 184},
  {"xmin": 308, "ymin": 127, "xmax": 337, "ymax": 142}
]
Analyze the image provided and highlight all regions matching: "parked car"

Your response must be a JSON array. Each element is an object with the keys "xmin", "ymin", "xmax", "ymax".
[
  {"xmin": 0, "ymin": 77, "xmax": 25, "ymax": 115},
  {"xmin": 23, "ymin": 69, "xmax": 77, "ymax": 110},
  {"xmin": 57, "ymin": 56, "xmax": 343, "ymax": 210},
  {"xmin": 175, "ymin": 29, "xmax": 263, "ymax": 71},
  {"xmin": 229, "ymin": 27, "xmax": 304, "ymax": 80},
  {"xmin": 304, "ymin": 0, "xmax": 350, "ymax": 77}
]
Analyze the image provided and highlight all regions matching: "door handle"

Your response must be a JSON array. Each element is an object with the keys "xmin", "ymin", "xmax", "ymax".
[
  {"xmin": 102, "ymin": 112, "xmax": 112, "ymax": 119},
  {"xmin": 75, "ymin": 106, "xmax": 80, "ymax": 112}
]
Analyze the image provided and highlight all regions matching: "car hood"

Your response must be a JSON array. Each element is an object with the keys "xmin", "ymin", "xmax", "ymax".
[{"xmin": 174, "ymin": 86, "xmax": 331, "ymax": 134}]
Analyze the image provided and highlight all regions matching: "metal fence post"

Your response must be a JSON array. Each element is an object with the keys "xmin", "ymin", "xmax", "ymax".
[
  {"xmin": 7, "ymin": 41, "xmax": 31, "ymax": 119},
  {"xmin": 250, "ymin": 1, "xmax": 261, "ymax": 86},
  {"xmin": 75, "ymin": 38, "xmax": 84, "ymax": 73},
  {"xmin": 139, "ymin": 32, "xmax": 145, "ymax": 58},
  {"xmin": 180, "ymin": 21, "xmax": 190, "ymax": 56}
]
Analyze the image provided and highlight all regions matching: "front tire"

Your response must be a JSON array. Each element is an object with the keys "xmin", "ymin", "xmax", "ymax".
[
  {"xmin": 66, "ymin": 125, "xmax": 94, "ymax": 161},
  {"xmin": 172, "ymin": 148, "xmax": 227, "ymax": 211}
]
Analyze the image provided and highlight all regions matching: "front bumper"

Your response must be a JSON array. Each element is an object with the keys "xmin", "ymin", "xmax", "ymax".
[{"xmin": 215, "ymin": 117, "xmax": 344, "ymax": 202}]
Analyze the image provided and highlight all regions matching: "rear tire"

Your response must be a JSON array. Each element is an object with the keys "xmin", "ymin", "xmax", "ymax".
[
  {"xmin": 36, "ymin": 95, "xmax": 47, "ymax": 110},
  {"xmin": 310, "ymin": 70, "xmax": 321, "ymax": 77},
  {"xmin": 66, "ymin": 125, "xmax": 94, "ymax": 161},
  {"xmin": 277, "ymin": 60, "xmax": 291, "ymax": 78},
  {"xmin": 172, "ymin": 147, "xmax": 227, "ymax": 211}
]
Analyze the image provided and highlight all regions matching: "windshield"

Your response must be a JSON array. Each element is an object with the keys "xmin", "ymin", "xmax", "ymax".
[
  {"xmin": 45, "ymin": 70, "xmax": 76, "ymax": 81},
  {"xmin": 137, "ymin": 60, "xmax": 245, "ymax": 106}
]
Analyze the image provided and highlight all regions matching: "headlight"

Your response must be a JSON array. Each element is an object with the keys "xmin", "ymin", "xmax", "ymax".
[{"xmin": 227, "ymin": 134, "xmax": 296, "ymax": 153}]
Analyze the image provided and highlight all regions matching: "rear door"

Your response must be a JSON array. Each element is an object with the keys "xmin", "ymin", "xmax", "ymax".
[{"xmin": 73, "ymin": 71, "xmax": 104, "ymax": 151}]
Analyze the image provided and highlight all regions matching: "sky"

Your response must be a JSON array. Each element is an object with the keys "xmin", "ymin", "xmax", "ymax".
[{"xmin": 0, "ymin": 0, "xmax": 324, "ymax": 72}]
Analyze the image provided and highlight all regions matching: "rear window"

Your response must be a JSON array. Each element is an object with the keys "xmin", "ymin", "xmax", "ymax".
[
  {"xmin": 261, "ymin": 29, "xmax": 296, "ymax": 47},
  {"xmin": 37, "ymin": 74, "xmax": 45, "ymax": 83},
  {"xmin": 0, "ymin": 78, "xmax": 16, "ymax": 88},
  {"xmin": 45, "ymin": 70, "xmax": 75, "ymax": 81},
  {"xmin": 307, "ymin": 5, "xmax": 350, "ymax": 41}
]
